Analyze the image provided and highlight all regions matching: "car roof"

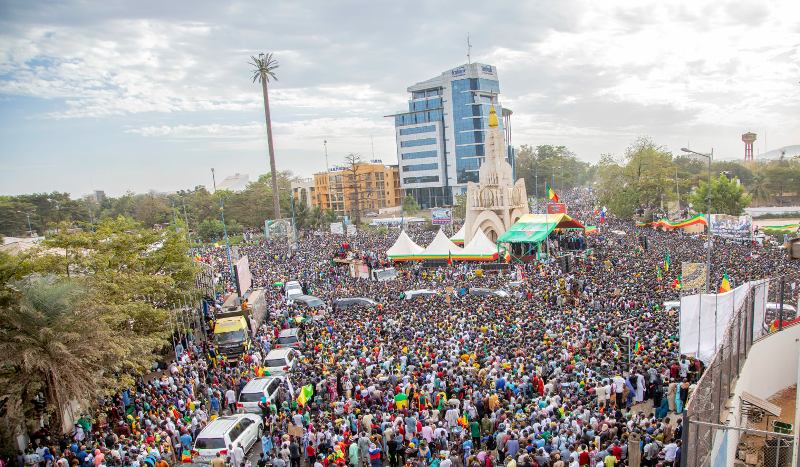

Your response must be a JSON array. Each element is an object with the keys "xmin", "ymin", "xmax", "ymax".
[
  {"xmin": 241, "ymin": 376, "xmax": 284, "ymax": 393},
  {"xmin": 197, "ymin": 415, "xmax": 248, "ymax": 437},
  {"xmin": 266, "ymin": 348, "xmax": 295, "ymax": 358},
  {"xmin": 278, "ymin": 328, "xmax": 300, "ymax": 337}
]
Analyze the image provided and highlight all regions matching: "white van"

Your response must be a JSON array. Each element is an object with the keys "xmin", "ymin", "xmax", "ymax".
[
  {"xmin": 264, "ymin": 348, "xmax": 299, "ymax": 375},
  {"xmin": 193, "ymin": 414, "xmax": 262, "ymax": 462},
  {"xmin": 285, "ymin": 281, "xmax": 303, "ymax": 303},
  {"xmin": 237, "ymin": 376, "xmax": 294, "ymax": 413}
]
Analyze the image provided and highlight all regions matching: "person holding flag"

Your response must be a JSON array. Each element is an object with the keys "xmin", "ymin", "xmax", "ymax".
[{"xmin": 664, "ymin": 252, "xmax": 671, "ymax": 272}]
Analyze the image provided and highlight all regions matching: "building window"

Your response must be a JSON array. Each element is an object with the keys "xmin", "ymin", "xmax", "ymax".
[
  {"xmin": 403, "ymin": 176, "xmax": 439, "ymax": 184},
  {"xmin": 399, "ymin": 125, "xmax": 436, "ymax": 136},
  {"xmin": 402, "ymin": 163, "xmax": 438, "ymax": 172},
  {"xmin": 401, "ymin": 150, "xmax": 438, "ymax": 160},
  {"xmin": 400, "ymin": 138, "xmax": 437, "ymax": 148}
]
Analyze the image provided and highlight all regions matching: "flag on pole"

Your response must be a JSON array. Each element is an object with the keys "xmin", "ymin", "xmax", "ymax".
[
  {"xmin": 634, "ymin": 341, "xmax": 643, "ymax": 354},
  {"xmin": 671, "ymin": 274, "xmax": 682, "ymax": 290},
  {"xmin": 719, "ymin": 272, "xmax": 732, "ymax": 293},
  {"xmin": 447, "ymin": 251, "xmax": 453, "ymax": 266},
  {"xmin": 664, "ymin": 252, "xmax": 671, "ymax": 272},
  {"xmin": 656, "ymin": 265, "xmax": 662, "ymax": 282},
  {"xmin": 296, "ymin": 384, "xmax": 314, "ymax": 406},
  {"xmin": 546, "ymin": 182, "xmax": 560, "ymax": 203}
]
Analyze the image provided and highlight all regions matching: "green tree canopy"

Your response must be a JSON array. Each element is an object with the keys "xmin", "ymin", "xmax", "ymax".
[{"xmin": 688, "ymin": 174, "xmax": 752, "ymax": 215}]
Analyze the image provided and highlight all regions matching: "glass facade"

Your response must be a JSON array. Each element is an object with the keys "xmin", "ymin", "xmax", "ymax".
[
  {"xmin": 404, "ymin": 186, "xmax": 452, "ymax": 209},
  {"xmin": 451, "ymin": 77, "xmax": 503, "ymax": 184},
  {"xmin": 401, "ymin": 150, "xmax": 438, "ymax": 160},
  {"xmin": 402, "ymin": 163, "xmax": 438, "ymax": 172},
  {"xmin": 400, "ymin": 137, "xmax": 437, "ymax": 148},
  {"xmin": 399, "ymin": 125, "xmax": 436, "ymax": 136},
  {"xmin": 403, "ymin": 175, "xmax": 439, "ymax": 184}
]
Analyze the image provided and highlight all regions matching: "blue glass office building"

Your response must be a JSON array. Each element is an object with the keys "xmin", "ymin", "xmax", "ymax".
[{"xmin": 387, "ymin": 63, "xmax": 515, "ymax": 209}]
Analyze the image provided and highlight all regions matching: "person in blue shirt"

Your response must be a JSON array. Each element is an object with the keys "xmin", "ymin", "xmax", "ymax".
[
  {"xmin": 180, "ymin": 430, "xmax": 193, "ymax": 449},
  {"xmin": 210, "ymin": 394, "xmax": 221, "ymax": 414}
]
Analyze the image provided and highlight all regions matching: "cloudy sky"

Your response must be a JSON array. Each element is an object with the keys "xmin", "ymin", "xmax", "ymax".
[{"xmin": 1, "ymin": 0, "xmax": 799, "ymax": 196}]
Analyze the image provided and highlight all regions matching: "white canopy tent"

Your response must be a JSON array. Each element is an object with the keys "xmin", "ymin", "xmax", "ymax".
[
  {"xmin": 450, "ymin": 224, "xmax": 466, "ymax": 244},
  {"xmin": 460, "ymin": 228, "xmax": 499, "ymax": 258},
  {"xmin": 386, "ymin": 230, "xmax": 425, "ymax": 261},
  {"xmin": 420, "ymin": 229, "xmax": 464, "ymax": 258}
]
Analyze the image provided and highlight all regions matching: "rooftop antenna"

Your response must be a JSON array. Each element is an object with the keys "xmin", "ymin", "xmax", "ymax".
[
  {"xmin": 467, "ymin": 33, "xmax": 472, "ymax": 64},
  {"xmin": 324, "ymin": 139, "xmax": 330, "ymax": 172},
  {"xmin": 370, "ymin": 135, "xmax": 375, "ymax": 159}
]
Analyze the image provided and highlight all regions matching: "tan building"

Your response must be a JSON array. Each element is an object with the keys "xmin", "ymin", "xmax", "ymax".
[{"xmin": 310, "ymin": 161, "xmax": 401, "ymax": 219}]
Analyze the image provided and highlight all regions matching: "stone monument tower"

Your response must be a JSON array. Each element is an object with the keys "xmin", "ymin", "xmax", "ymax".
[{"xmin": 463, "ymin": 106, "xmax": 528, "ymax": 243}]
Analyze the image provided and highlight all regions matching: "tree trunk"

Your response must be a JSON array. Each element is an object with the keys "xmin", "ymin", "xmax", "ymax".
[{"xmin": 261, "ymin": 76, "xmax": 282, "ymax": 220}]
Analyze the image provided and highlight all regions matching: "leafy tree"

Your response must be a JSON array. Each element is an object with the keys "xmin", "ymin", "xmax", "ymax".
[
  {"xmin": 688, "ymin": 174, "xmax": 752, "ymax": 215},
  {"xmin": 515, "ymin": 144, "xmax": 592, "ymax": 198},
  {"xmin": 453, "ymin": 194, "xmax": 467, "ymax": 220},
  {"xmin": 595, "ymin": 138, "xmax": 677, "ymax": 218},
  {"xmin": 402, "ymin": 195, "xmax": 420, "ymax": 215},
  {"xmin": 197, "ymin": 219, "xmax": 225, "ymax": 242}
]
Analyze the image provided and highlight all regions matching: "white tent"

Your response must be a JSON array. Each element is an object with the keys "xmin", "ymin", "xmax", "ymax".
[
  {"xmin": 450, "ymin": 224, "xmax": 466, "ymax": 244},
  {"xmin": 461, "ymin": 228, "xmax": 498, "ymax": 258},
  {"xmin": 421, "ymin": 229, "xmax": 464, "ymax": 258},
  {"xmin": 386, "ymin": 230, "xmax": 424, "ymax": 260}
]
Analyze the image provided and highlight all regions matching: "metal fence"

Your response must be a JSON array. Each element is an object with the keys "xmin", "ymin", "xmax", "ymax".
[{"xmin": 681, "ymin": 279, "xmax": 799, "ymax": 466}]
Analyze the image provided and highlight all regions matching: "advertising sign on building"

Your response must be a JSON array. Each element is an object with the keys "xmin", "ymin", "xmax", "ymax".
[
  {"xmin": 710, "ymin": 214, "xmax": 752, "ymax": 239},
  {"xmin": 546, "ymin": 203, "xmax": 567, "ymax": 214},
  {"xmin": 431, "ymin": 208, "xmax": 452, "ymax": 225}
]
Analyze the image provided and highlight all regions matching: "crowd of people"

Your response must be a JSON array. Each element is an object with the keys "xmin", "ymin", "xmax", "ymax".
[{"xmin": 12, "ymin": 189, "xmax": 799, "ymax": 467}]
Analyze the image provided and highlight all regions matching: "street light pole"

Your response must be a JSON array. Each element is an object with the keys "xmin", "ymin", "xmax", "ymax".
[
  {"xmin": 17, "ymin": 211, "xmax": 33, "ymax": 237},
  {"xmin": 681, "ymin": 147, "xmax": 714, "ymax": 292}
]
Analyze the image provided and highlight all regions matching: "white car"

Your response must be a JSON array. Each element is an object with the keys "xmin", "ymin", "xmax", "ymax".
[
  {"xmin": 193, "ymin": 414, "xmax": 262, "ymax": 463},
  {"xmin": 264, "ymin": 348, "xmax": 300, "ymax": 375},
  {"xmin": 237, "ymin": 376, "xmax": 294, "ymax": 413},
  {"xmin": 402, "ymin": 289, "xmax": 438, "ymax": 300},
  {"xmin": 285, "ymin": 281, "xmax": 303, "ymax": 303}
]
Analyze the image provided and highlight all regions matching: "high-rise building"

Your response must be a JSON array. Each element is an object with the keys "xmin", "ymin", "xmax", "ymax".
[
  {"xmin": 386, "ymin": 62, "xmax": 514, "ymax": 209},
  {"xmin": 311, "ymin": 161, "xmax": 402, "ymax": 219}
]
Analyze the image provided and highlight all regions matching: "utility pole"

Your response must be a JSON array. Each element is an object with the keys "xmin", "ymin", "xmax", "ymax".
[
  {"xmin": 211, "ymin": 168, "xmax": 217, "ymax": 193},
  {"xmin": 324, "ymin": 139, "xmax": 330, "ymax": 172}
]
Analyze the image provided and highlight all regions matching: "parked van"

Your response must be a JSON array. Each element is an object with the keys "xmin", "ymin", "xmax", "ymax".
[
  {"xmin": 193, "ymin": 414, "xmax": 262, "ymax": 462},
  {"xmin": 264, "ymin": 348, "xmax": 299, "ymax": 375},
  {"xmin": 237, "ymin": 376, "xmax": 294, "ymax": 413},
  {"xmin": 285, "ymin": 280, "xmax": 303, "ymax": 303}
]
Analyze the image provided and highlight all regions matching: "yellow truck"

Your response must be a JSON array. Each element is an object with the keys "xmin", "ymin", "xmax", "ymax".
[{"xmin": 213, "ymin": 315, "xmax": 251, "ymax": 358}]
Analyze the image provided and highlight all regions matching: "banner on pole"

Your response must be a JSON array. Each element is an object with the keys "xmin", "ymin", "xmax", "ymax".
[
  {"xmin": 431, "ymin": 208, "xmax": 452, "ymax": 225},
  {"xmin": 681, "ymin": 262, "xmax": 707, "ymax": 291}
]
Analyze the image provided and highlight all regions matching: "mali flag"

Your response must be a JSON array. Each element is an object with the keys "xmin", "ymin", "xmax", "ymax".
[
  {"xmin": 296, "ymin": 384, "xmax": 314, "ymax": 406},
  {"xmin": 394, "ymin": 393, "xmax": 409, "ymax": 410},
  {"xmin": 671, "ymin": 275, "xmax": 682, "ymax": 290},
  {"xmin": 634, "ymin": 341, "xmax": 643, "ymax": 355},
  {"xmin": 664, "ymin": 252, "xmax": 671, "ymax": 272},
  {"xmin": 719, "ymin": 273, "xmax": 732, "ymax": 293},
  {"xmin": 546, "ymin": 182, "xmax": 560, "ymax": 203},
  {"xmin": 656, "ymin": 266, "xmax": 662, "ymax": 282}
]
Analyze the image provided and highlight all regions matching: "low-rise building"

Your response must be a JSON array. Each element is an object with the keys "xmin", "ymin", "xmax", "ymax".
[{"xmin": 312, "ymin": 160, "xmax": 401, "ymax": 219}]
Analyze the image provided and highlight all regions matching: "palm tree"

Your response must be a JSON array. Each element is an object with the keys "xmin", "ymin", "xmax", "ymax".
[
  {"xmin": 0, "ymin": 277, "xmax": 112, "ymax": 435},
  {"xmin": 748, "ymin": 172, "xmax": 769, "ymax": 204},
  {"xmin": 250, "ymin": 52, "xmax": 281, "ymax": 220}
]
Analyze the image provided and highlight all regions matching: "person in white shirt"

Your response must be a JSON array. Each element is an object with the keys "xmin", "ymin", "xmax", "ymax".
[{"xmin": 664, "ymin": 441, "xmax": 678, "ymax": 465}]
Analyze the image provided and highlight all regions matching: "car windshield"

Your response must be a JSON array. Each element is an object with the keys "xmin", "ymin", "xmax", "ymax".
[
  {"xmin": 195, "ymin": 437, "xmax": 226, "ymax": 450},
  {"xmin": 217, "ymin": 330, "xmax": 245, "ymax": 344},
  {"xmin": 239, "ymin": 391, "xmax": 264, "ymax": 403},
  {"xmin": 278, "ymin": 336, "xmax": 298, "ymax": 344},
  {"xmin": 266, "ymin": 358, "xmax": 286, "ymax": 367}
]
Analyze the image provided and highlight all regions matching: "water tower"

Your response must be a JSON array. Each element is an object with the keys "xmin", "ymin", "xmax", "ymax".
[{"xmin": 742, "ymin": 132, "xmax": 757, "ymax": 161}]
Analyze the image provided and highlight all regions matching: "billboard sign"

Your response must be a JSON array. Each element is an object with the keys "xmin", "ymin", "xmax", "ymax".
[
  {"xmin": 330, "ymin": 222, "xmax": 344, "ymax": 235},
  {"xmin": 546, "ymin": 203, "xmax": 567, "ymax": 214},
  {"xmin": 710, "ymin": 214, "xmax": 752, "ymax": 239},
  {"xmin": 431, "ymin": 208, "xmax": 452, "ymax": 225},
  {"xmin": 234, "ymin": 255, "xmax": 252, "ymax": 297}
]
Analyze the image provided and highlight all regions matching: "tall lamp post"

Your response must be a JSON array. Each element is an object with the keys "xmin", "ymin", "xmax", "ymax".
[
  {"xmin": 681, "ymin": 147, "xmax": 713, "ymax": 292},
  {"xmin": 16, "ymin": 210, "xmax": 33, "ymax": 237},
  {"xmin": 212, "ymin": 168, "xmax": 235, "ymax": 288}
]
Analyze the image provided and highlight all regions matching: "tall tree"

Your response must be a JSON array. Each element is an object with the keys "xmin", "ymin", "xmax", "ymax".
[
  {"xmin": 250, "ymin": 52, "xmax": 281, "ymax": 220},
  {"xmin": 344, "ymin": 153, "xmax": 364, "ymax": 225},
  {"xmin": 688, "ymin": 174, "xmax": 752, "ymax": 215}
]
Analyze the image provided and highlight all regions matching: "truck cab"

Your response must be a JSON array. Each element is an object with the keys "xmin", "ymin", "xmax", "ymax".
[{"xmin": 214, "ymin": 315, "xmax": 251, "ymax": 358}]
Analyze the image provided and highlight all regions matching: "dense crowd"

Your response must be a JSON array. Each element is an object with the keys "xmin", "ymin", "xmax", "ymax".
[{"xmin": 13, "ymin": 189, "xmax": 799, "ymax": 467}]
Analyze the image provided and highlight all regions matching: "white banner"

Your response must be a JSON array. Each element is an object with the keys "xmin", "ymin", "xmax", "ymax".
[
  {"xmin": 679, "ymin": 280, "xmax": 768, "ymax": 363},
  {"xmin": 330, "ymin": 222, "xmax": 344, "ymax": 235}
]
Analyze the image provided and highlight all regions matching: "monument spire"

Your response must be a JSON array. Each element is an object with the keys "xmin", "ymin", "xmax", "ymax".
[{"xmin": 488, "ymin": 105, "xmax": 498, "ymax": 128}]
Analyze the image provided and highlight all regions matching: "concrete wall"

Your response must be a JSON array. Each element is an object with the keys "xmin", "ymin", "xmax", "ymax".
[{"xmin": 717, "ymin": 324, "xmax": 800, "ymax": 464}]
